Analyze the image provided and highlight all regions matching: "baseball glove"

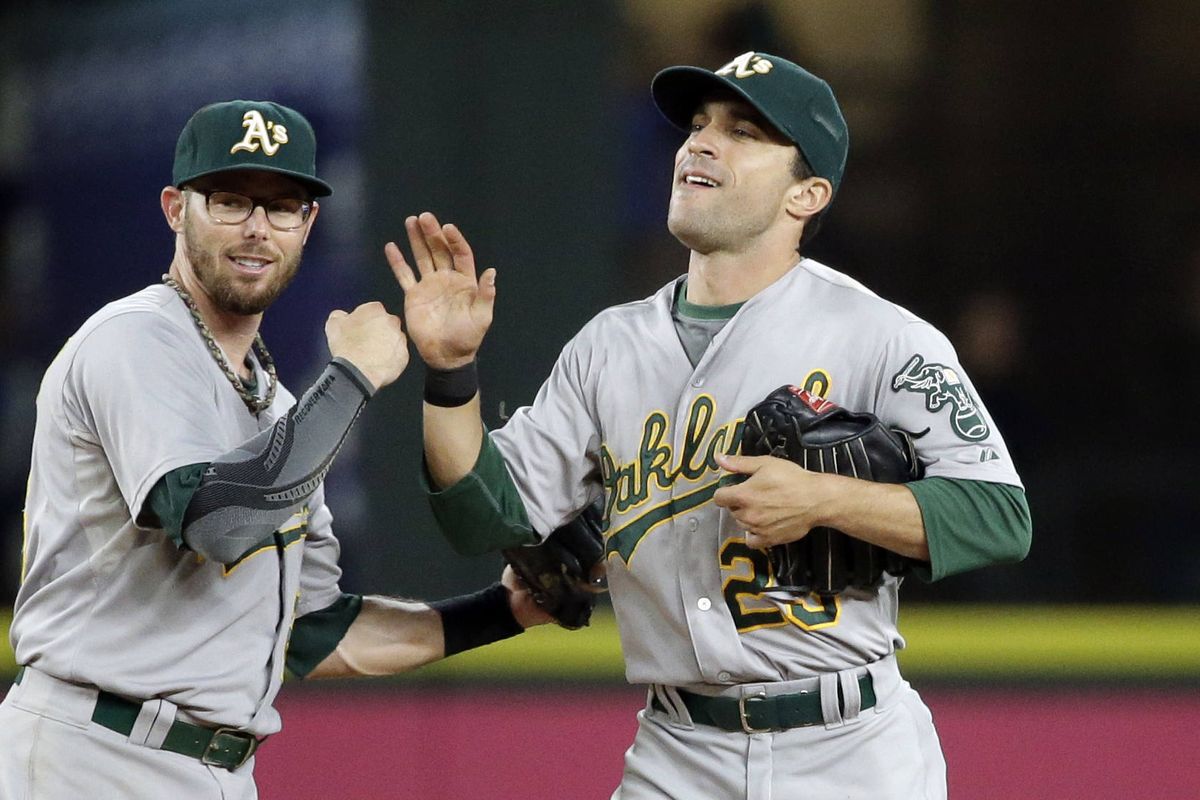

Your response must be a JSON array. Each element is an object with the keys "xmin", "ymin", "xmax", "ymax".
[
  {"xmin": 502, "ymin": 503, "xmax": 607, "ymax": 629},
  {"xmin": 740, "ymin": 386, "xmax": 925, "ymax": 598}
]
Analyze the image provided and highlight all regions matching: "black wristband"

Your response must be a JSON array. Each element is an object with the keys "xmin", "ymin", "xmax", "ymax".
[
  {"xmin": 424, "ymin": 361, "xmax": 479, "ymax": 408},
  {"xmin": 429, "ymin": 582, "xmax": 523, "ymax": 657}
]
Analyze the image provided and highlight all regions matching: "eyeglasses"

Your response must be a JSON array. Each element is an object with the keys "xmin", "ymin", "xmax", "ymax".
[{"xmin": 187, "ymin": 189, "xmax": 314, "ymax": 231}]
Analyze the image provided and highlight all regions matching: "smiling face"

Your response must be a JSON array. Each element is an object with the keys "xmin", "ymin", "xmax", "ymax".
[
  {"xmin": 166, "ymin": 170, "xmax": 318, "ymax": 316},
  {"xmin": 667, "ymin": 94, "xmax": 810, "ymax": 256}
]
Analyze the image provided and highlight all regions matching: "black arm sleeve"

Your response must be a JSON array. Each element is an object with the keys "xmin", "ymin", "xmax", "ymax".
[{"xmin": 180, "ymin": 357, "xmax": 374, "ymax": 564}]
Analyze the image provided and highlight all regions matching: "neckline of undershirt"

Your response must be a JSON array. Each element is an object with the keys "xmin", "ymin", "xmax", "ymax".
[{"xmin": 674, "ymin": 279, "xmax": 745, "ymax": 321}]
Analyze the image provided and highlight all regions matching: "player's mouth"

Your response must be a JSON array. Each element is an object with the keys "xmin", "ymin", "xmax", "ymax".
[
  {"xmin": 227, "ymin": 254, "xmax": 275, "ymax": 275},
  {"xmin": 679, "ymin": 169, "xmax": 721, "ymax": 189}
]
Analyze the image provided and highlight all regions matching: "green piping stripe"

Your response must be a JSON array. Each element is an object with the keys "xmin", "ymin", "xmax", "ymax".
[{"xmin": 606, "ymin": 481, "xmax": 720, "ymax": 563}]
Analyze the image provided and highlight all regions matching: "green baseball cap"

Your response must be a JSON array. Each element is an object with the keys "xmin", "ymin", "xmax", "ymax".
[
  {"xmin": 173, "ymin": 100, "xmax": 333, "ymax": 197},
  {"xmin": 652, "ymin": 51, "xmax": 849, "ymax": 194}
]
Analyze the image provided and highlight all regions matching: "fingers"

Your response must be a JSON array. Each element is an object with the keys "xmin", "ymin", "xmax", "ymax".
[
  {"xmin": 384, "ymin": 241, "xmax": 417, "ymax": 291},
  {"xmin": 442, "ymin": 222, "xmax": 477, "ymax": 279},
  {"xmin": 716, "ymin": 453, "xmax": 768, "ymax": 475},
  {"xmin": 395, "ymin": 214, "xmax": 494, "ymax": 293},
  {"xmin": 417, "ymin": 212, "xmax": 454, "ymax": 272},
  {"xmin": 404, "ymin": 215, "xmax": 435, "ymax": 276}
]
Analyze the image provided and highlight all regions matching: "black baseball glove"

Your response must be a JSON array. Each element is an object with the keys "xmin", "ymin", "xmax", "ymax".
[
  {"xmin": 502, "ymin": 502, "xmax": 607, "ymax": 630},
  {"xmin": 740, "ymin": 386, "xmax": 925, "ymax": 597}
]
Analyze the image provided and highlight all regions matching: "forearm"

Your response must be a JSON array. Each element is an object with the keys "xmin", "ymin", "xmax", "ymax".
[
  {"xmin": 307, "ymin": 595, "xmax": 445, "ymax": 678},
  {"xmin": 306, "ymin": 583, "xmax": 526, "ymax": 679},
  {"xmin": 423, "ymin": 396, "xmax": 485, "ymax": 489},
  {"xmin": 819, "ymin": 476, "xmax": 929, "ymax": 560},
  {"xmin": 179, "ymin": 358, "xmax": 374, "ymax": 563}
]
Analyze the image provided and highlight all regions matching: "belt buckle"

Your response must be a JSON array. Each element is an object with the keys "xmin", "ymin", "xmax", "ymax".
[
  {"xmin": 738, "ymin": 689, "xmax": 771, "ymax": 734},
  {"xmin": 200, "ymin": 727, "xmax": 259, "ymax": 769}
]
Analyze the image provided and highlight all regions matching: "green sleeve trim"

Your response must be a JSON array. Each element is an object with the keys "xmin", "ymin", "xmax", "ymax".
[
  {"xmin": 422, "ymin": 431, "xmax": 536, "ymax": 556},
  {"xmin": 142, "ymin": 462, "xmax": 208, "ymax": 547},
  {"xmin": 285, "ymin": 593, "xmax": 364, "ymax": 678},
  {"xmin": 906, "ymin": 478, "xmax": 1032, "ymax": 582}
]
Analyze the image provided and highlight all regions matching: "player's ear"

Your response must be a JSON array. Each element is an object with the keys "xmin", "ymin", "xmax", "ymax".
[
  {"xmin": 300, "ymin": 201, "xmax": 320, "ymax": 245},
  {"xmin": 161, "ymin": 186, "xmax": 186, "ymax": 233},
  {"xmin": 785, "ymin": 177, "xmax": 832, "ymax": 222}
]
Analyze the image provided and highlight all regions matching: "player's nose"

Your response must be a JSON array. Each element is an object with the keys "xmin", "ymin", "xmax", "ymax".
[
  {"xmin": 242, "ymin": 205, "xmax": 272, "ymax": 239},
  {"xmin": 687, "ymin": 127, "xmax": 719, "ymax": 158}
]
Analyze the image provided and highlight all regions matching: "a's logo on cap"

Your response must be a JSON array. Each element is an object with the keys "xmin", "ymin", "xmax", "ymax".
[
  {"xmin": 230, "ymin": 110, "xmax": 289, "ymax": 157},
  {"xmin": 715, "ymin": 52, "xmax": 773, "ymax": 80}
]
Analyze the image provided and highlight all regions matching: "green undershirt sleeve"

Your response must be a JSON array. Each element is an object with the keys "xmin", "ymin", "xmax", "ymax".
[
  {"xmin": 906, "ymin": 478, "xmax": 1032, "ymax": 582},
  {"xmin": 285, "ymin": 593, "xmax": 364, "ymax": 678},
  {"xmin": 143, "ymin": 462, "xmax": 208, "ymax": 547},
  {"xmin": 422, "ymin": 430, "xmax": 537, "ymax": 556}
]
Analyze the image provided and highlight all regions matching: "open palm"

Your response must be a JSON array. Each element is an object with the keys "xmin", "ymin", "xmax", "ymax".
[{"xmin": 385, "ymin": 212, "xmax": 496, "ymax": 370}]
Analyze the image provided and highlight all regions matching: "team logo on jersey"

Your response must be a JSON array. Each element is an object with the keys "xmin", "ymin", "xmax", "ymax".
[
  {"xmin": 230, "ymin": 110, "xmax": 289, "ymax": 156},
  {"xmin": 600, "ymin": 373, "xmax": 834, "ymax": 563},
  {"xmin": 715, "ymin": 52, "xmax": 774, "ymax": 79},
  {"xmin": 601, "ymin": 395, "xmax": 745, "ymax": 564},
  {"xmin": 891, "ymin": 354, "xmax": 989, "ymax": 442}
]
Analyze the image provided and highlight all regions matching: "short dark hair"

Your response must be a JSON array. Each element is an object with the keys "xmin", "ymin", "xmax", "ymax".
[{"xmin": 792, "ymin": 149, "xmax": 825, "ymax": 253}]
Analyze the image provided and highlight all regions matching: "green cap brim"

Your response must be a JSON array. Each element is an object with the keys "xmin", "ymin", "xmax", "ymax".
[
  {"xmin": 176, "ymin": 164, "xmax": 333, "ymax": 198},
  {"xmin": 652, "ymin": 66, "xmax": 794, "ymax": 144}
]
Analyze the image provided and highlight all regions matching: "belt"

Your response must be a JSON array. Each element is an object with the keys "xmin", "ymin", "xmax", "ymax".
[
  {"xmin": 14, "ymin": 666, "xmax": 260, "ymax": 771},
  {"xmin": 654, "ymin": 673, "xmax": 876, "ymax": 733}
]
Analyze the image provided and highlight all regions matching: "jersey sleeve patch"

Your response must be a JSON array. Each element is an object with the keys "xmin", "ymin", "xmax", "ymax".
[{"xmin": 890, "ymin": 353, "xmax": 990, "ymax": 442}]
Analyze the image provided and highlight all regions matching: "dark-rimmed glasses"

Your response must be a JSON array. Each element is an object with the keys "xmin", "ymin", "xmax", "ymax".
[{"xmin": 187, "ymin": 189, "xmax": 313, "ymax": 231}]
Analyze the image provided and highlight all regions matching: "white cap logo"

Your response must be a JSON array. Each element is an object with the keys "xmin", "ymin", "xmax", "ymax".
[
  {"xmin": 715, "ymin": 52, "xmax": 774, "ymax": 79},
  {"xmin": 230, "ymin": 110, "xmax": 290, "ymax": 157}
]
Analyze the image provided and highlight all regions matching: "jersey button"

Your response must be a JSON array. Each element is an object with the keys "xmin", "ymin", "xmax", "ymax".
[
  {"xmin": 697, "ymin": 597, "xmax": 712, "ymax": 611},
  {"xmin": 692, "ymin": 378, "xmax": 705, "ymax": 388},
  {"xmin": 688, "ymin": 518, "xmax": 699, "ymax": 532},
  {"xmin": 717, "ymin": 671, "xmax": 732, "ymax": 682}
]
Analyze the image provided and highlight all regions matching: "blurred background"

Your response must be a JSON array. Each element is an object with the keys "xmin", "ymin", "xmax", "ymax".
[{"xmin": 1, "ymin": 1, "xmax": 1197, "ymax": 797}]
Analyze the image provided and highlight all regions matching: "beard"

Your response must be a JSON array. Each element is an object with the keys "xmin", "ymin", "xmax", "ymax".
[{"xmin": 182, "ymin": 216, "xmax": 303, "ymax": 315}]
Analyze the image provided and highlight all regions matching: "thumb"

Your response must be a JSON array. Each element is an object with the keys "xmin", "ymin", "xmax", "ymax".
[
  {"xmin": 716, "ymin": 452, "xmax": 768, "ymax": 475},
  {"xmin": 325, "ymin": 309, "xmax": 348, "ymax": 335},
  {"xmin": 477, "ymin": 268, "xmax": 497, "ymax": 304}
]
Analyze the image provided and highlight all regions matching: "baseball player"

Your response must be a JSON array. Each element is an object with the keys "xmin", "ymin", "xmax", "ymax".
[
  {"xmin": 389, "ymin": 52, "xmax": 1031, "ymax": 799},
  {"xmin": 0, "ymin": 100, "xmax": 550, "ymax": 800}
]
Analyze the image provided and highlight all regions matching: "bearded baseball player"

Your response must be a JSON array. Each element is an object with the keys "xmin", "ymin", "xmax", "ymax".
[
  {"xmin": 0, "ymin": 100, "xmax": 551, "ymax": 800},
  {"xmin": 389, "ymin": 52, "xmax": 1031, "ymax": 799}
]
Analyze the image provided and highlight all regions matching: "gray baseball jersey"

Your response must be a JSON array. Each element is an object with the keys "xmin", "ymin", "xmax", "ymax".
[
  {"xmin": 11, "ymin": 284, "xmax": 345, "ymax": 736},
  {"xmin": 492, "ymin": 259, "xmax": 1022, "ymax": 687}
]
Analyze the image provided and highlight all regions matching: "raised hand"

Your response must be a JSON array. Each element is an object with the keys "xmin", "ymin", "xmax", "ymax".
[
  {"xmin": 325, "ymin": 301, "xmax": 409, "ymax": 391},
  {"xmin": 385, "ymin": 212, "xmax": 496, "ymax": 370}
]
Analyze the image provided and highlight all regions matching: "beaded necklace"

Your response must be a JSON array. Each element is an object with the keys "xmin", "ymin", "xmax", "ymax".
[{"xmin": 161, "ymin": 274, "xmax": 277, "ymax": 415}]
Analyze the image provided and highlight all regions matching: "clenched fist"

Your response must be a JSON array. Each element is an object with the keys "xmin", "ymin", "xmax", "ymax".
[{"xmin": 325, "ymin": 301, "xmax": 409, "ymax": 390}]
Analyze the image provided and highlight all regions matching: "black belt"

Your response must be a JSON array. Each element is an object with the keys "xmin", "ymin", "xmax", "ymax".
[
  {"xmin": 14, "ymin": 666, "xmax": 260, "ymax": 771},
  {"xmin": 653, "ymin": 673, "xmax": 876, "ymax": 733}
]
